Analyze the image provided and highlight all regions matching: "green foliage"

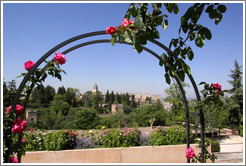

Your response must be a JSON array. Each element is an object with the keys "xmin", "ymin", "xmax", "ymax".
[
  {"xmin": 164, "ymin": 80, "xmax": 189, "ymax": 124},
  {"xmin": 213, "ymin": 141, "xmax": 220, "ymax": 152},
  {"xmin": 64, "ymin": 87, "xmax": 78, "ymax": 106},
  {"xmin": 148, "ymin": 125, "xmax": 194, "ymax": 146},
  {"xmin": 238, "ymin": 125, "xmax": 243, "ymax": 137},
  {"xmin": 51, "ymin": 94, "xmax": 70, "ymax": 115},
  {"xmin": 227, "ymin": 60, "xmax": 243, "ymax": 127},
  {"xmin": 45, "ymin": 85, "xmax": 56, "ymax": 103},
  {"xmin": 191, "ymin": 140, "xmax": 217, "ymax": 163},
  {"xmin": 3, "ymin": 80, "xmax": 17, "ymax": 107},
  {"xmin": 24, "ymin": 130, "xmax": 78, "ymax": 151},
  {"xmin": 57, "ymin": 86, "xmax": 66, "ymax": 95},
  {"xmin": 74, "ymin": 108, "xmax": 100, "ymax": 130},
  {"xmin": 82, "ymin": 91, "xmax": 93, "ymax": 108},
  {"xmin": 119, "ymin": 3, "xmax": 227, "ymax": 84},
  {"xmin": 98, "ymin": 128, "xmax": 140, "ymax": 148},
  {"xmin": 31, "ymin": 84, "xmax": 56, "ymax": 106}
]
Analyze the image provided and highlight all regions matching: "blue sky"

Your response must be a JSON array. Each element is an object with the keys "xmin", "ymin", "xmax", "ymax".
[{"xmin": 2, "ymin": 2, "xmax": 244, "ymax": 99}]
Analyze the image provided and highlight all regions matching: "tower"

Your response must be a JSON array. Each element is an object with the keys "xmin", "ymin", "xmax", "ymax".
[{"xmin": 92, "ymin": 83, "xmax": 99, "ymax": 93}]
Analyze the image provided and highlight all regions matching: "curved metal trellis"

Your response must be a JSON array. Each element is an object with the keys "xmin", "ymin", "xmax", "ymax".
[{"xmin": 7, "ymin": 30, "xmax": 205, "ymax": 163}]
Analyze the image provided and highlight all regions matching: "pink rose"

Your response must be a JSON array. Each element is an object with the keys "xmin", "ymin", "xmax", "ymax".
[
  {"xmin": 22, "ymin": 138, "xmax": 26, "ymax": 145},
  {"xmin": 24, "ymin": 60, "xmax": 35, "ymax": 71},
  {"xmin": 106, "ymin": 26, "xmax": 117, "ymax": 35},
  {"xmin": 121, "ymin": 18, "xmax": 135, "ymax": 30},
  {"xmin": 54, "ymin": 53, "xmax": 66, "ymax": 65},
  {"xmin": 6, "ymin": 104, "xmax": 24, "ymax": 116},
  {"xmin": 9, "ymin": 157, "xmax": 18, "ymax": 163},
  {"xmin": 186, "ymin": 147, "xmax": 195, "ymax": 159},
  {"xmin": 12, "ymin": 118, "xmax": 27, "ymax": 133},
  {"xmin": 30, "ymin": 128, "xmax": 33, "ymax": 132}
]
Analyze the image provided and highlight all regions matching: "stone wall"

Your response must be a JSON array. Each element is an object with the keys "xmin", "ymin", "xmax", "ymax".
[{"xmin": 21, "ymin": 144, "xmax": 211, "ymax": 163}]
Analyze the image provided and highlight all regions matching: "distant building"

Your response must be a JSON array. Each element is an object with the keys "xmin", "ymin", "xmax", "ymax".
[
  {"xmin": 91, "ymin": 83, "xmax": 102, "ymax": 96},
  {"xmin": 26, "ymin": 110, "xmax": 37, "ymax": 124},
  {"xmin": 142, "ymin": 93, "xmax": 149, "ymax": 102},
  {"xmin": 111, "ymin": 104, "xmax": 123, "ymax": 114},
  {"xmin": 92, "ymin": 83, "xmax": 99, "ymax": 93},
  {"xmin": 152, "ymin": 95, "xmax": 161, "ymax": 102},
  {"xmin": 135, "ymin": 93, "xmax": 142, "ymax": 102}
]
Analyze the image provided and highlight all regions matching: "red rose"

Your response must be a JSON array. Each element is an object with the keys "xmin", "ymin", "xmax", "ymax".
[
  {"xmin": 6, "ymin": 104, "xmax": 23, "ymax": 116},
  {"xmin": 9, "ymin": 157, "xmax": 18, "ymax": 163},
  {"xmin": 186, "ymin": 147, "xmax": 195, "ymax": 159},
  {"xmin": 106, "ymin": 26, "xmax": 117, "ymax": 35},
  {"xmin": 211, "ymin": 82, "xmax": 222, "ymax": 91},
  {"xmin": 54, "ymin": 53, "xmax": 66, "ymax": 65},
  {"xmin": 12, "ymin": 118, "xmax": 27, "ymax": 133},
  {"xmin": 24, "ymin": 60, "xmax": 35, "ymax": 71}
]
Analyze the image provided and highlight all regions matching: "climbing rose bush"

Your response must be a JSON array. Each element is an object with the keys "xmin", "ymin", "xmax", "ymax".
[
  {"xmin": 6, "ymin": 104, "xmax": 24, "ymax": 116},
  {"xmin": 186, "ymin": 147, "xmax": 195, "ymax": 159},
  {"xmin": 106, "ymin": 26, "xmax": 117, "ymax": 35},
  {"xmin": 24, "ymin": 60, "xmax": 35, "ymax": 71},
  {"xmin": 54, "ymin": 52, "xmax": 66, "ymax": 65},
  {"xmin": 11, "ymin": 118, "xmax": 27, "ymax": 133}
]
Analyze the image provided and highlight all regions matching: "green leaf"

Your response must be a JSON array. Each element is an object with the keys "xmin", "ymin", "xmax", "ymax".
[
  {"xmin": 124, "ymin": 31, "xmax": 133, "ymax": 44},
  {"xmin": 199, "ymin": 82, "xmax": 207, "ymax": 85},
  {"xmin": 215, "ymin": 13, "xmax": 223, "ymax": 25},
  {"xmin": 203, "ymin": 27, "xmax": 212, "ymax": 40},
  {"xmin": 187, "ymin": 50, "xmax": 194, "ymax": 61},
  {"xmin": 217, "ymin": 4, "xmax": 227, "ymax": 13},
  {"xmin": 110, "ymin": 37, "xmax": 116, "ymax": 46},
  {"xmin": 133, "ymin": 43, "xmax": 143, "ymax": 53},
  {"xmin": 155, "ymin": 15, "xmax": 163, "ymax": 25},
  {"xmin": 209, "ymin": 9, "xmax": 218, "ymax": 19},
  {"xmin": 159, "ymin": 58, "xmax": 164, "ymax": 67},
  {"xmin": 136, "ymin": 32, "xmax": 147, "ymax": 45},
  {"xmin": 165, "ymin": 73, "xmax": 171, "ymax": 84},
  {"xmin": 189, "ymin": 32, "xmax": 197, "ymax": 41},
  {"xmin": 195, "ymin": 36, "xmax": 205, "ymax": 48},
  {"xmin": 205, "ymin": 5, "xmax": 214, "ymax": 13},
  {"xmin": 134, "ymin": 15, "xmax": 146, "ymax": 31},
  {"xmin": 174, "ymin": 47, "xmax": 180, "ymax": 56},
  {"xmin": 162, "ymin": 19, "xmax": 168, "ymax": 30},
  {"xmin": 172, "ymin": 3, "xmax": 179, "ymax": 14},
  {"xmin": 177, "ymin": 70, "xmax": 185, "ymax": 82},
  {"xmin": 181, "ymin": 16, "xmax": 186, "ymax": 25},
  {"xmin": 129, "ymin": 5, "xmax": 138, "ymax": 17}
]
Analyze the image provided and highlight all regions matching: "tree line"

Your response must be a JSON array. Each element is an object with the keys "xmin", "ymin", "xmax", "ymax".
[{"xmin": 3, "ymin": 60, "xmax": 243, "ymax": 134}]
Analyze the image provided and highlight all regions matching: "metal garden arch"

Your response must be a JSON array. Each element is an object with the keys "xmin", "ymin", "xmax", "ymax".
[{"xmin": 7, "ymin": 30, "xmax": 206, "ymax": 163}]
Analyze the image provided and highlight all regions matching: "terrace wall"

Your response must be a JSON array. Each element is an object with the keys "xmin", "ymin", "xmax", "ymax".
[{"xmin": 21, "ymin": 144, "xmax": 211, "ymax": 163}]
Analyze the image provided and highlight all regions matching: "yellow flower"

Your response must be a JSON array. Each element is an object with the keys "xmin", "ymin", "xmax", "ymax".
[
  {"xmin": 88, "ymin": 130, "xmax": 93, "ymax": 134},
  {"xmin": 101, "ymin": 126, "xmax": 106, "ymax": 130}
]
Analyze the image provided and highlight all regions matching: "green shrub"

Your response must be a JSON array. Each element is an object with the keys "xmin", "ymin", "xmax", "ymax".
[
  {"xmin": 24, "ymin": 131, "xmax": 45, "ymax": 151},
  {"xmin": 98, "ymin": 128, "xmax": 140, "ymax": 148},
  {"xmin": 24, "ymin": 130, "xmax": 78, "ymax": 151},
  {"xmin": 238, "ymin": 125, "xmax": 243, "ymax": 137},
  {"xmin": 148, "ymin": 125, "xmax": 194, "ymax": 146},
  {"xmin": 213, "ymin": 141, "xmax": 220, "ymax": 152}
]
